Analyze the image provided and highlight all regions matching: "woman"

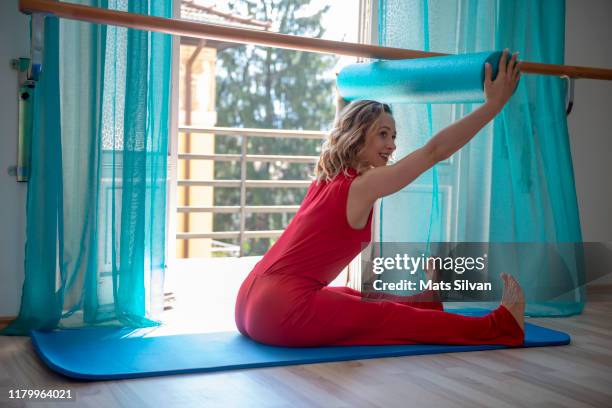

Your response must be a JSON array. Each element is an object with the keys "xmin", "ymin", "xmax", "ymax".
[{"xmin": 235, "ymin": 49, "xmax": 525, "ymax": 347}]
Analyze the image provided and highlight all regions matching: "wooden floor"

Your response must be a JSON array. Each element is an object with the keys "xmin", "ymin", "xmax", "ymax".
[{"xmin": 1, "ymin": 285, "xmax": 611, "ymax": 408}]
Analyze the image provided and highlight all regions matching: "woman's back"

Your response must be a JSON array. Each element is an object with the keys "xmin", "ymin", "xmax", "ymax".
[{"xmin": 250, "ymin": 167, "xmax": 373, "ymax": 286}]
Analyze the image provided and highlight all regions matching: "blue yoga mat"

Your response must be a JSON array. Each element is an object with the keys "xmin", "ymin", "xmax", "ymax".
[
  {"xmin": 31, "ymin": 314, "xmax": 569, "ymax": 381},
  {"xmin": 337, "ymin": 50, "xmax": 519, "ymax": 104}
]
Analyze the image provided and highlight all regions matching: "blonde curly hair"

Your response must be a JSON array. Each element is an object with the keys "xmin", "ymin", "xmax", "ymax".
[{"xmin": 315, "ymin": 100, "xmax": 393, "ymax": 183}]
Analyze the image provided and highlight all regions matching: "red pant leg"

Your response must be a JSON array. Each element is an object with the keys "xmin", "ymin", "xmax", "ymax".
[
  {"xmin": 311, "ymin": 286, "xmax": 523, "ymax": 346},
  {"xmin": 237, "ymin": 274, "xmax": 523, "ymax": 348},
  {"xmin": 326, "ymin": 285, "xmax": 443, "ymax": 311}
]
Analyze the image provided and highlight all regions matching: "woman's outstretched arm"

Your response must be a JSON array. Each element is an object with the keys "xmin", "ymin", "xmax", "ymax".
[{"xmin": 356, "ymin": 49, "xmax": 521, "ymax": 201}]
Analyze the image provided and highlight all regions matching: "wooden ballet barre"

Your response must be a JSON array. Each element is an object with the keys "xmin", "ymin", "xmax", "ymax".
[{"xmin": 19, "ymin": 0, "xmax": 612, "ymax": 81}]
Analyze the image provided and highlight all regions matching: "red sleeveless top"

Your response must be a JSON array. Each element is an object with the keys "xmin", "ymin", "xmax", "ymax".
[{"xmin": 251, "ymin": 167, "xmax": 373, "ymax": 286}]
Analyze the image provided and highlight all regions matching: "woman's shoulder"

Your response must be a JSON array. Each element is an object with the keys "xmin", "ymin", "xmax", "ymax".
[
  {"xmin": 333, "ymin": 167, "xmax": 360, "ymax": 182},
  {"xmin": 308, "ymin": 168, "xmax": 360, "ymax": 199}
]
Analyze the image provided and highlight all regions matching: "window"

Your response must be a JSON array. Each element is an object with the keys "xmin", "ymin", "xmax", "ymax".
[{"xmin": 171, "ymin": 0, "xmax": 362, "ymax": 259}]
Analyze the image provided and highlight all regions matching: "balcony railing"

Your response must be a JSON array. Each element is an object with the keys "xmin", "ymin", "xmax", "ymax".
[{"xmin": 178, "ymin": 125, "xmax": 327, "ymax": 257}]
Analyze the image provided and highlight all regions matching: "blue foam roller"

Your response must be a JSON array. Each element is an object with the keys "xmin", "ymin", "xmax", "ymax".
[
  {"xmin": 337, "ymin": 50, "xmax": 518, "ymax": 104},
  {"xmin": 30, "ymin": 310, "xmax": 569, "ymax": 381}
]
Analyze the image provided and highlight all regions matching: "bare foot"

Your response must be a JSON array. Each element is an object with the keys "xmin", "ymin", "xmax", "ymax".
[{"xmin": 500, "ymin": 272, "xmax": 525, "ymax": 332}]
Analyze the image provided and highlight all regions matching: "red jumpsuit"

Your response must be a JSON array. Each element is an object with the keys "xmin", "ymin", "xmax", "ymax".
[{"xmin": 235, "ymin": 167, "xmax": 524, "ymax": 347}]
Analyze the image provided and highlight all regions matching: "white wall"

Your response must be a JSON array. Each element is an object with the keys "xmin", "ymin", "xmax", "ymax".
[
  {"xmin": 565, "ymin": 0, "xmax": 612, "ymax": 243},
  {"xmin": 0, "ymin": 1, "xmax": 29, "ymax": 318},
  {"xmin": 0, "ymin": 0, "xmax": 610, "ymax": 317},
  {"xmin": 565, "ymin": 0, "xmax": 612, "ymax": 284}
]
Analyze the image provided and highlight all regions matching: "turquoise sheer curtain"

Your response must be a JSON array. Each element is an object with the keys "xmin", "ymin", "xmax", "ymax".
[
  {"xmin": 1, "ymin": 0, "xmax": 172, "ymax": 336},
  {"xmin": 378, "ymin": 0, "xmax": 585, "ymax": 316}
]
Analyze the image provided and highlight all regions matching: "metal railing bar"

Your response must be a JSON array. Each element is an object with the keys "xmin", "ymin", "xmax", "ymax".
[
  {"xmin": 177, "ymin": 230, "xmax": 284, "ymax": 239},
  {"xmin": 177, "ymin": 205, "xmax": 300, "ymax": 213},
  {"xmin": 178, "ymin": 179, "xmax": 311, "ymax": 188},
  {"xmin": 179, "ymin": 126, "xmax": 327, "ymax": 139},
  {"xmin": 178, "ymin": 153, "xmax": 319, "ymax": 163}
]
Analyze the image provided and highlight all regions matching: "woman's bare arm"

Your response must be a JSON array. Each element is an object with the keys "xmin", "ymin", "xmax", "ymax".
[
  {"xmin": 355, "ymin": 100, "xmax": 502, "ymax": 201},
  {"xmin": 354, "ymin": 49, "xmax": 521, "ymax": 203}
]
